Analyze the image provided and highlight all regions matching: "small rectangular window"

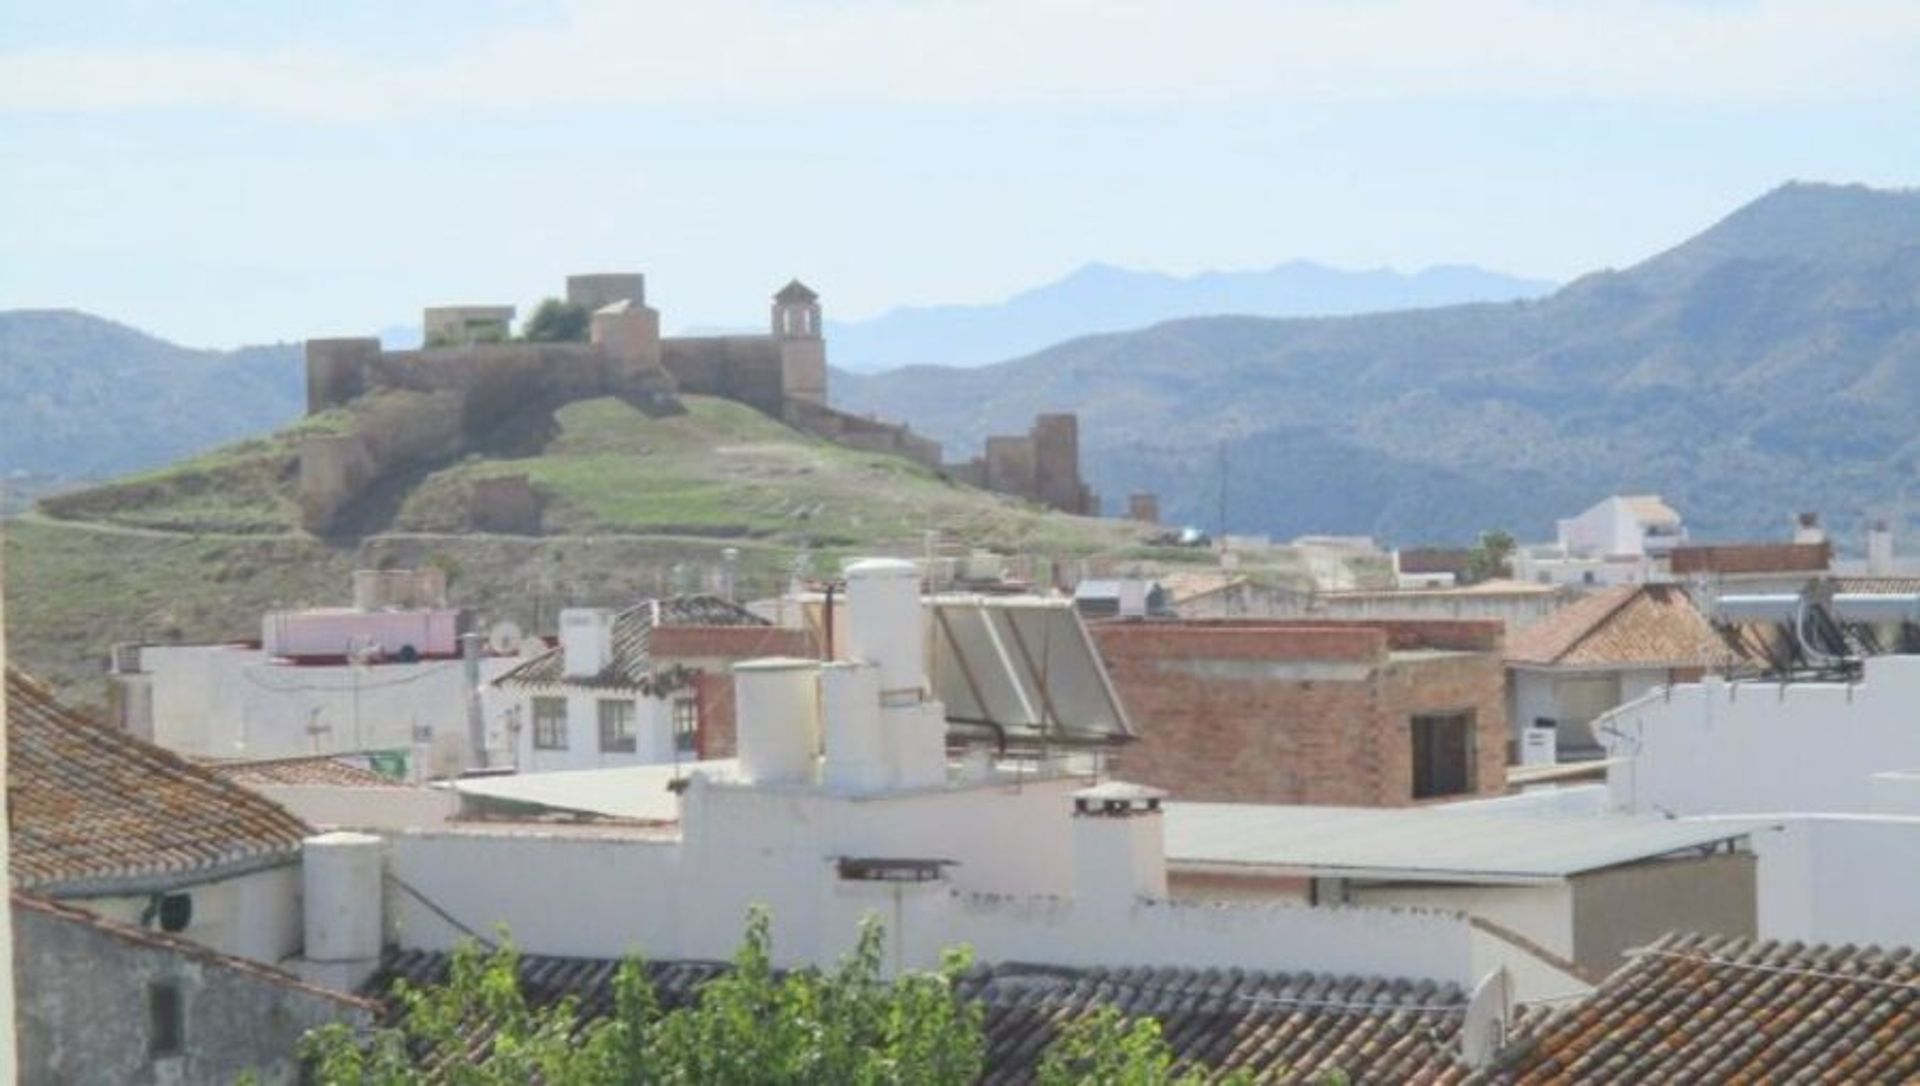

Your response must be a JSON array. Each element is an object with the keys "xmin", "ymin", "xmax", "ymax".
[
  {"xmin": 672, "ymin": 697, "xmax": 698, "ymax": 754},
  {"xmin": 150, "ymin": 981, "xmax": 184, "ymax": 1057},
  {"xmin": 598, "ymin": 699, "xmax": 637, "ymax": 753},
  {"xmin": 532, "ymin": 697, "xmax": 568, "ymax": 750},
  {"xmin": 1411, "ymin": 712, "xmax": 1476, "ymax": 799}
]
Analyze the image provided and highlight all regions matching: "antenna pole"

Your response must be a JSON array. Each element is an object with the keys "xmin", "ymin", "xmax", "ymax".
[{"xmin": 1216, "ymin": 442, "xmax": 1229, "ymax": 541}]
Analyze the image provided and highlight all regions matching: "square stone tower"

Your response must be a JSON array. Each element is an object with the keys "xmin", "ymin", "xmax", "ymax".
[{"xmin": 772, "ymin": 279, "xmax": 827, "ymax": 407}]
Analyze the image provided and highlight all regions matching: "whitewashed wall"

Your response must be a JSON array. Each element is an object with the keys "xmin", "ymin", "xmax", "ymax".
[
  {"xmin": 144, "ymin": 645, "xmax": 514, "ymax": 759},
  {"xmin": 1605, "ymin": 657, "xmax": 1920, "ymax": 815},
  {"xmin": 85, "ymin": 865, "xmax": 302, "ymax": 965}
]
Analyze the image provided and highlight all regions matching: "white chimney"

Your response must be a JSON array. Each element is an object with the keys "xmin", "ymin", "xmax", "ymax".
[
  {"xmin": 734, "ymin": 657, "xmax": 820, "ymax": 785},
  {"xmin": 559, "ymin": 608, "xmax": 613, "ymax": 679},
  {"xmin": 1117, "ymin": 579, "xmax": 1149, "ymax": 620},
  {"xmin": 1793, "ymin": 512, "xmax": 1825, "ymax": 545},
  {"xmin": 1869, "ymin": 519, "xmax": 1895, "ymax": 576},
  {"xmin": 844, "ymin": 558, "xmax": 926, "ymax": 699},
  {"xmin": 1071, "ymin": 782, "xmax": 1169, "ymax": 902},
  {"xmin": 298, "ymin": 831, "xmax": 384, "ymax": 991},
  {"xmin": 820, "ymin": 661, "xmax": 889, "ymax": 793}
]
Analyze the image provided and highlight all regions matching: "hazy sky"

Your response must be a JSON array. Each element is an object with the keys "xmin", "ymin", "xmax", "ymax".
[{"xmin": 4, "ymin": 0, "xmax": 1918, "ymax": 348}]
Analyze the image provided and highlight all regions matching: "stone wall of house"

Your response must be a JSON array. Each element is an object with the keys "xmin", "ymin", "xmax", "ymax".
[
  {"xmin": 1095, "ymin": 620, "xmax": 1508, "ymax": 805},
  {"xmin": 12, "ymin": 897, "xmax": 370, "ymax": 1085}
]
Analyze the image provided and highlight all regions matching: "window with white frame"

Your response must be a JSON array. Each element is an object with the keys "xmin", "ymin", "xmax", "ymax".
[
  {"xmin": 598, "ymin": 698, "xmax": 637, "ymax": 753},
  {"xmin": 532, "ymin": 697, "xmax": 567, "ymax": 750}
]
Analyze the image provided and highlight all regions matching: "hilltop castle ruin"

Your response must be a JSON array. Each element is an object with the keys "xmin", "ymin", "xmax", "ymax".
[{"xmin": 298, "ymin": 273, "xmax": 1096, "ymax": 534}]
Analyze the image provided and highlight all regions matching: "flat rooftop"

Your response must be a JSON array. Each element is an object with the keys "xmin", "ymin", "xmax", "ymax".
[{"xmin": 1164, "ymin": 803, "xmax": 1769, "ymax": 885}]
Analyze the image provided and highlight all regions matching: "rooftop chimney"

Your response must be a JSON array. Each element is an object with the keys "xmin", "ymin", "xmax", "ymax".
[
  {"xmin": 1869, "ymin": 519, "xmax": 1895, "ymax": 576},
  {"xmin": 1072, "ymin": 781, "xmax": 1169, "ymax": 902},
  {"xmin": 559, "ymin": 608, "xmax": 613, "ymax": 679},
  {"xmin": 1794, "ymin": 512, "xmax": 1826, "ymax": 545}
]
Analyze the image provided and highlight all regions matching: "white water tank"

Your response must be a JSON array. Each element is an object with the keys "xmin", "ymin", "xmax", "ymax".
[
  {"xmin": 821, "ymin": 661, "xmax": 889, "ymax": 793},
  {"xmin": 735, "ymin": 657, "xmax": 821, "ymax": 784},
  {"xmin": 302, "ymin": 831, "xmax": 383, "ymax": 964},
  {"xmin": 845, "ymin": 558, "xmax": 926, "ymax": 699},
  {"xmin": 885, "ymin": 698, "xmax": 949, "ymax": 791}
]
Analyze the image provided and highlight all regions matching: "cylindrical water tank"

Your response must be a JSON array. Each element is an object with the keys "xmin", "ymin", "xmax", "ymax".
[
  {"xmin": 845, "ymin": 558, "xmax": 926, "ymax": 699},
  {"xmin": 734, "ymin": 657, "xmax": 821, "ymax": 784},
  {"xmin": 302, "ymin": 831, "xmax": 384, "ymax": 963},
  {"xmin": 821, "ymin": 661, "xmax": 888, "ymax": 793}
]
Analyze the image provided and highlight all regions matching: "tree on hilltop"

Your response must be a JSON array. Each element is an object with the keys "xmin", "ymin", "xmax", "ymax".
[{"xmin": 523, "ymin": 298, "xmax": 591, "ymax": 343}]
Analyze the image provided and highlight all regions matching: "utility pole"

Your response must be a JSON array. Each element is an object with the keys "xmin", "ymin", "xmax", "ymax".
[{"xmin": 1216, "ymin": 441, "xmax": 1229, "ymax": 543}]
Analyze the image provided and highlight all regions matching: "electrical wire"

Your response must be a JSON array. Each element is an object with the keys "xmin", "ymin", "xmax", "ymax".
[{"xmin": 1630, "ymin": 947, "xmax": 1920, "ymax": 993}]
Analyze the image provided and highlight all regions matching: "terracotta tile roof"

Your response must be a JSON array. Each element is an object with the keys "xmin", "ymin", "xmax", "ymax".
[
  {"xmin": 1832, "ymin": 576, "xmax": 1920, "ymax": 594},
  {"xmin": 205, "ymin": 753, "xmax": 407, "ymax": 789},
  {"xmin": 6, "ymin": 667, "xmax": 312, "ymax": 896},
  {"xmin": 1667, "ymin": 542, "xmax": 1831, "ymax": 575},
  {"xmin": 13, "ymin": 890, "xmax": 377, "ymax": 1011},
  {"xmin": 495, "ymin": 595, "xmax": 772, "ymax": 692},
  {"xmin": 1492, "ymin": 933, "xmax": 1920, "ymax": 1084},
  {"xmin": 1505, "ymin": 585, "xmax": 1736, "ymax": 669},
  {"xmin": 362, "ymin": 950, "xmax": 1475, "ymax": 1083}
]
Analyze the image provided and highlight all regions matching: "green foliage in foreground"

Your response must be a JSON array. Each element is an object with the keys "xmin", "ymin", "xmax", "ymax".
[
  {"xmin": 301, "ymin": 909, "xmax": 1243, "ymax": 1085},
  {"xmin": 303, "ymin": 908, "xmax": 981, "ymax": 1085}
]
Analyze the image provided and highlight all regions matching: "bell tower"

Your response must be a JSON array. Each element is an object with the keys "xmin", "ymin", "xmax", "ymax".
[{"xmin": 770, "ymin": 279, "xmax": 827, "ymax": 408}]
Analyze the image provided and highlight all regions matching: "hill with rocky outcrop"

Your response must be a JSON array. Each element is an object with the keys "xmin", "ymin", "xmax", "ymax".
[{"xmin": 835, "ymin": 182, "xmax": 1920, "ymax": 545}]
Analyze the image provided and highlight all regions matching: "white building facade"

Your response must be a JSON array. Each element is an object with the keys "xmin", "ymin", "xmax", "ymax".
[{"xmin": 1599, "ymin": 656, "xmax": 1920, "ymax": 946}]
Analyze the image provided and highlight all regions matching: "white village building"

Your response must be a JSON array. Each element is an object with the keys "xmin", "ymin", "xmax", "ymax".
[
  {"xmin": 269, "ymin": 558, "xmax": 1786, "ymax": 1012},
  {"xmin": 1512, "ymin": 495, "xmax": 1685, "ymax": 587}
]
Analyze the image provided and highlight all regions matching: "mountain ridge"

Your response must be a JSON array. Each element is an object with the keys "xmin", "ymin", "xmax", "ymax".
[
  {"xmin": 834, "ymin": 182, "xmax": 1920, "ymax": 545},
  {"xmin": 825, "ymin": 259, "xmax": 1554, "ymax": 371}
]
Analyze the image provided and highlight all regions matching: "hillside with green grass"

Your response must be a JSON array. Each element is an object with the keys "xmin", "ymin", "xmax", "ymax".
[{"xmin": 6, "ymin": 394, "xmax": 1160, "ymax": 701}]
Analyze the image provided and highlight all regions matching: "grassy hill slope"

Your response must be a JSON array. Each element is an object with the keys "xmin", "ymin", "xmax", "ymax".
[{"xmin": 7, "ymin": 394, "xmax": 1153, "ymax": 700}]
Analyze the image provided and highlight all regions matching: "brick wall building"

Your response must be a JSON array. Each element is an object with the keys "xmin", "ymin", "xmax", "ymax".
[{"xmin": 1093, "ymin": 619, "xmax": 1508, "ymax": 806}]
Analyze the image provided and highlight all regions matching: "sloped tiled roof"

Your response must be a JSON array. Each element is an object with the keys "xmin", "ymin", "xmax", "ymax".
[
  {"xmin": 1505, "ymin": 585, "xmax": 1734, "ymax": 669},
  {"xmin": 363, "ymin": 950, "xmax": 1474, "ymax": 1083},
  {"xmin": 773, "ymin": 278, "xmax": 818, "ymax": 303},
  {"xmin": 495, "ymin": 595, "xmax": 774, "ymax": 691},
  {"xmin": 1832, "ymin": 575, "xmax": 1920, "ymax": 594},
  {"xmin": 6, "ymin": 667, "xmax": 312, "ymax": 896},
  {"xmin": 206, "ymin": 753, "xmax": 406, "ymax": 789},
  {"xmin": 1493, "ymin": 933, "xmax": 1920, "ymax": 1083}
]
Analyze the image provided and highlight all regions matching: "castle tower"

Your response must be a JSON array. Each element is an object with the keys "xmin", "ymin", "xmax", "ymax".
[{"xmin": 771, "ymin": 279, "xmax": 827, "ymax": 408}]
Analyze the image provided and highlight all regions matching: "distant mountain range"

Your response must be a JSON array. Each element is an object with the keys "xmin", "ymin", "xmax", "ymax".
[
  {"xmin": 0, "ymin": 311, "xmax": 302, "ymax": 490},
  {"xmin": 834, "ymin": 183, "xmax": 1920, "ymax": 545},
  {"xmin": 825, "ymin": 261, "xmax": 1556, "ymax": 372}
]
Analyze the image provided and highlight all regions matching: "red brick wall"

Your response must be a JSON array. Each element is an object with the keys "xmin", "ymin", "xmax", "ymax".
[
  {"xmin": 695, "ymin": 672, "xmax": 738, "ymax": 759},
  {"xmin": 1094, "ymin": 622, "xmax": 1507, "ymax": 806},
  {"xmin": 1377, "ymin": 653, "xmax": 1508, "ymax": 802},
  {"xmin": 1095, "ymin": 622, "xmax": 1388, "ymax": 664},
  {"xmin": 651, "ymin": 625, "xmax": 815, "ymax": 760}
]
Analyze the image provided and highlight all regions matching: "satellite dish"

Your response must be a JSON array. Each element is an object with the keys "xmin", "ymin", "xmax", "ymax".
[{"xmin": 487, "ymin": 621, "xmax": 525, "ymax": 656}]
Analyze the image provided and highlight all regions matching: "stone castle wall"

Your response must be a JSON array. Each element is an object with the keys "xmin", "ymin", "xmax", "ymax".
[{"xmin": 298, "ymin": 272, "xmax": 1099, "ymax": 533}]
